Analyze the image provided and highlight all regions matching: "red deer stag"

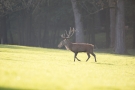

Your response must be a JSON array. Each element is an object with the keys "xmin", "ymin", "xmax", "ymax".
[{"xmin": 58, "ymin": 28, "xmax": 96, "ymax": 62}]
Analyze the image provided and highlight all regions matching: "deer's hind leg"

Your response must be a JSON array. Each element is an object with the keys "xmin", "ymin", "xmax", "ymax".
[
  {"xmin": 86, "ymin": 52, "xmax": 90, "ymax": 62},
  {"xmin": 74, "ymin": 52, "xmax": 81, "ymax": 62},
  {"xmin": 91, "ymin": 52, "xmax": 96, "ymax": 62}
]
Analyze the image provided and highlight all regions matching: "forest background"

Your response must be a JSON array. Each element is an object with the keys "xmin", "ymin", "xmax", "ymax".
[{"xmin": 0, "ymin": 0, "xmax": 135, "ymax": 54}]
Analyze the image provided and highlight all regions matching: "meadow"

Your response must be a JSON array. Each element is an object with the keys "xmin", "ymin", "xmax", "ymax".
[{"xmin": 0, "ymin": 45, "xmax": 135, "ymax": 90}]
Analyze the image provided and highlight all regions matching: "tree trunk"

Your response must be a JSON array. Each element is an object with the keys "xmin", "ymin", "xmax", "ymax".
[
  {"xmin": 133, "ymin": 6, "xmax": 135, "ymax": 49},
  {"xmin": 0, "ymin": 16, "xmax": 8, "ymax": 44},
  {"xmin": 24, "ymin": 10, "xmax": 33, "ymax": 46},
  {"xmin": 115, "ymin": 0, "xmax": 127, "ymax": 54},
  {"xmin": 133, "ymin": 26, "xmax": 135, "ymax": 49},
  {"xmin": 105, "ymin": 9, "xmax": 110, "ymax": 48},
  {"xmin": 133, "ymin": 23, "xmax": 135, "ymax": 49},
  {"xmin": 71, "ymin": 0, "xmax": 84, "ymax": 43},
  {"xmin": 109, "ymin": 0, "xmax": 116, "ymax": 48},
  {"xmin": 7, "ymin": 15, "xmax": 13, "ymax": 44},
  {"xmin": 91, "ymin": 15, "xmax": 95, "ymax": 45}
]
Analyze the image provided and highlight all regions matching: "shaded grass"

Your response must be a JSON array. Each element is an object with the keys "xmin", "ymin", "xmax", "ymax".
[{"xmin": 0, "ymin": 45, "xmax": 135, "ymax": 90}]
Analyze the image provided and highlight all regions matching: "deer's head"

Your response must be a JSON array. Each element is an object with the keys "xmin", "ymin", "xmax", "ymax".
[{"xmin": 58, "ymin": 27, "xmax": 75, "ymax": 48}]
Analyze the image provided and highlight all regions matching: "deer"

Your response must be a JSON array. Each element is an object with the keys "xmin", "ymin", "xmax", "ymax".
[{"xmin": 58, "ymin": 28, "xmax": 96, "ymax": 62}]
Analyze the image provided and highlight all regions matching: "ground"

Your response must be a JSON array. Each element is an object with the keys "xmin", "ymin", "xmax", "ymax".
[{"xmin": 0, "ymin": 45, "xmax": 135, "ymax": 90}]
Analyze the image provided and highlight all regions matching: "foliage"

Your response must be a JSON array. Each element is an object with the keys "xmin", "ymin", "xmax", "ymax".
[
  {"xmin": 0, "ymin": 45, "xmax": 135, "ymax": 90},
  {"xmin": 78, "ymin": 0, "xmax": 109, "ymax": 15},
  {"xmin": 0, "ymin": 0, "xmax": 38, "ymax": 17},
  {"xmin": 0, "ymin": 0, "xmax": 135, "ymax": 49}
]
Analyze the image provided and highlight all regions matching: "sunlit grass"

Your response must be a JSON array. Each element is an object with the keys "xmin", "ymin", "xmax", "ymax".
[{"xmin": 0, "ymin": 45, "xmax": 135, "ymax": 90}]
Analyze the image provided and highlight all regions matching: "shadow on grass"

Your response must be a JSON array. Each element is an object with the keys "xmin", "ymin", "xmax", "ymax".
[
  {"xmin": 0, "ymin": 44, "xmax": 35, "ymax": 49},
  {"xmin": 96, "ymin": 62, "xmax": 114, "ymax": 65},
  {"xmin": 95, "ymin": 49, "xmax": 135, "ymax": 57},
  {"xmin": 0, "ymin": 87, "xmax": 29, "ymax": 90},
  {"xmin": 0, "ymin": 44, "xmax": 58, "ymax": 51}
]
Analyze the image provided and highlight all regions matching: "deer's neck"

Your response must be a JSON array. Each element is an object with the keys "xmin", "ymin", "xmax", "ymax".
[{"xmin": 65, "ymin": 40, "xmax": 72, "ymax": 50}]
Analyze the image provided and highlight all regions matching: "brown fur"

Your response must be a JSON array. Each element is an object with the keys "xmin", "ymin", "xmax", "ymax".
[
  {"xmin": 59, "ymin": 39, "xmax": 97, "ymax": 62},
  {"xmin": 70, "ymin": 43, "xmax": 94, "ymax": 53}
]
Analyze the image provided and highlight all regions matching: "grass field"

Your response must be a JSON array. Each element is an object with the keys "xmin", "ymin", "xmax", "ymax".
[{"xmin": 0, "ymin": 45, "xmax": 135, "ymax": 90}]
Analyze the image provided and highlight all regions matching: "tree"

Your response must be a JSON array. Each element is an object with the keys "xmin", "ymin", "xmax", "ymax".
[
  {"xmin": 115, "ymin": 0, "xmax": 127, "ymax": 54},
  {"xmin": 133, "ymin": 11, "xmax": 135, "ymax": 49},
  {"xmin": 132, "ymin": 1, "xmax": 135, "ymax": 49},
  {"xmin": 71, "ymin": 0, "xmax": 84, "ymax": 43},
  {"xmin": 109, "ymin": 0, "xmax": 116, "ymax": 48},
  {"xmin": 0, "ymin": 16, "xmax": 8, "ymax": 44},
  {"xmin": 0, "ymin": 0, "xmax": 38, "ymax": 44}
]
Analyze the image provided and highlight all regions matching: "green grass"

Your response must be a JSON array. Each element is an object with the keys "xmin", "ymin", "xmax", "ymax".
[{"xmin": 0, "ymin": 45, "xmax": 135, "ymax": 90}]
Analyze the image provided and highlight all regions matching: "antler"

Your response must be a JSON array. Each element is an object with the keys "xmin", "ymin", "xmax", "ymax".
[
  {"xmin": 61, "ymin": 33, "xmax": 66, "ymax": 38},
  {"xmin": 61, "ymin": 27, "xmax": 75, "ymax": 39},
  {"xmin": 68, "ymin": 27, "xmax": 75, "ymax": 38}
]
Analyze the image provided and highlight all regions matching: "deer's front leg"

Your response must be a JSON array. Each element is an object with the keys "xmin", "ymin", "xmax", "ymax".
[{"xmin": 74, "ymin": 52, "xmax": 81, "ymax": 62}]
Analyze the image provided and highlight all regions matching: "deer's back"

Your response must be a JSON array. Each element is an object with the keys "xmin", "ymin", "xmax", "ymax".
[{"xmin": 71, "ymin": 43, "xmax": 94, "ymax": 53}]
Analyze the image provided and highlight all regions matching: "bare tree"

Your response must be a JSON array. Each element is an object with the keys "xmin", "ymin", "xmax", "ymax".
[
  {"xmin": 109, "ymin": 0, "xmax": 116, "ymax": 48},
  {"xmin": 115, "ymin": 0, "xmax": 127, "ymax": 54},
  {"xmin": 71, "ymin": 0, "xmax": 84, "ymax": 43}
]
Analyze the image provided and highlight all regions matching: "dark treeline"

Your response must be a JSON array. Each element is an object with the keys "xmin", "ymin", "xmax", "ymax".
[
  {"xmin": 0, "ymin": 0, "xmax": 135, "ymax": 54},
  {"xmin": 0, "ymin": 0, "xmax": 74, "ymax": 48}
]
